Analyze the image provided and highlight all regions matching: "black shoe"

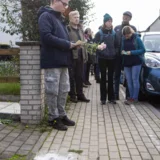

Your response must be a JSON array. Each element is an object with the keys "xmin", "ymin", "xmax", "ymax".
[
  {"xmin": 115, "ymin": 95, "xmax": 119, "ymax": 100},
  {"xmin": 108, "ymin": 100, "xmax": 116, "ymax": 104},
  {"xmin": 101, "ymin": 101, "xmax": 106, "ymax": 105},
  {"xmin": 83, "ymin": 83, "xmax": 88, "ymax": 88},
  {"xmin": 61, "ymin": 116, "xmax": 75, "ymax": 126},
  {"xmin": 96, "ymin": 79, "xmax": 100, "ymax": 83},
  {"xmin": 78, "ymin": 95, "xmax": 90, "ymax": 102},
  {"xmin": 85, "ymin": 81, "xmax": 92, "ymax": 85},
  {"xmin": 48, "ymin": 118, "xmax": 68, "ymax": 131},
  {"xmin": 70, "ymin": 96, "xmax": 78, "ymax": 103}
]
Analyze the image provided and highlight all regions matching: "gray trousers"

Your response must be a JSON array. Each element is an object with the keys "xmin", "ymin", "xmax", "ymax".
[{"xmin": 45, "ymin": 68, "xmax": 70, "ymax": 121}]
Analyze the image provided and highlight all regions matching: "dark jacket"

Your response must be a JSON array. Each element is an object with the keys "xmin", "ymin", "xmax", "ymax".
[
  {"xmin": 121, "ymin": 33, "xmax": 146, "ymax": 66},
  {"xmin": 38, "ymin": 6, "xmax": 72, "ymax": 69},
  {"xmin": 94, "ymin": 28, "xmax": 116, "ymax": 59},
  {"xmin": 114, "ymin": 23, "xmax": 137, "ymax": 56}
]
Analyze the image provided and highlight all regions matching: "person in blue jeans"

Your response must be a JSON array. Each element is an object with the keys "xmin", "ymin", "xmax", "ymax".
[{"xmin": 121, "ymin": 26, "xmax": 145, "ymax": 105}]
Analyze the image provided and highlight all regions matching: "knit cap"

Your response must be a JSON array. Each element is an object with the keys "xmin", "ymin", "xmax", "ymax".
[{"xmin": 103, "ymin": 13, "xmax": 112, "ymax": 23}]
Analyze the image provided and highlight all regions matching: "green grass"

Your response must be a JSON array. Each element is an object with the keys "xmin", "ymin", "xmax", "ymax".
[
  {"xmin": 68, "ymin": 149, "xmax": 83, "ymax": 154},
  {"xmin": 0, "ymin": 83, "xmax": 20, "ymax": 95},
  {"xmin": 7, "ymin": 154, "xmax": 26, "ymax": 160}
]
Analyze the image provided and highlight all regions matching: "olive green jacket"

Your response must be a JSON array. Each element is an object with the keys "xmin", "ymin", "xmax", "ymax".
[{"xmin": 67, "ymin": 25, "xmax": 88, "ymax": 63}]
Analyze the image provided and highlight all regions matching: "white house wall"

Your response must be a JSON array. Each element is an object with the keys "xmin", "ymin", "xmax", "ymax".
[{"xmin": 149, "ymin": 19, "xmax": 160, "ymax": 31}]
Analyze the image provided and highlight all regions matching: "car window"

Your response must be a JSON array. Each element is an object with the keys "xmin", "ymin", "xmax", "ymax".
[{"xmin": 143, "ymin": 34, "xmax": 160, "ymax": 52}]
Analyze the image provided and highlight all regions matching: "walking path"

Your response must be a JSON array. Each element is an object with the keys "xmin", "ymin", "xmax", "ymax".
[{"xmin": 0, "ymin": 78, "xmax": 160, "ymax": 160}]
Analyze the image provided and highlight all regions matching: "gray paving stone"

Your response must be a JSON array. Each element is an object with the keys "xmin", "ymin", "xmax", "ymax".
[
  {"xmin": 20, "ymin": 144, "xmax": 33, "ymax": 151},
  {"xmin": 132, "ymin": 156, "xmax": 142, "ymax": 160},
  {"xmin": 0, "ymin": 141, "xmax": 11, "ymax": 148},
  {"xmin": 8, "ymin": 132, "xmax": 20, "ymax": 138},
  {"xmin": 109, "ymin": 146, "xmax": 119, "ymax": 152},
  {"xmin": 152, "ymin": 155, "xmax": 160, "ymax": 160},
  {"xmin": 6, "ymin": 145, "xmax": 19, "ymax": 152},
  {"xmin": 109, "ymin": 152, "xmax": 120, "ymax": 159},
  {"xmin": 3, "ymin": 136, "xmax": 15, "ymax": 142},
  {"xmin": 145, "ymin": 142, "xmax": 155, "ymax": 148},
  {"xmin": 11, "ymin": 140, "xmax": 24, "ymax": 147},
  {"xmin": 99, "ymin": 149, "xmax": 108, "ymax": 156},
  {"xmin": 129, "ymin": 149, "xmax": 140, "ymax": 156},
  {"xmin": 120, "ymin": 151, "xmax": 131, "ymax": 158},
  {"xmin": 0, "ymin": 147, "xmax": 5, "ymax": 154},
  {"xmin": 0, "ymin": 151, "xmax": 15, "ymax": 159},
  {"xmin": 89, "ymin": 151, "xmax": 98, "ymax": 158},
  {"xmin": 99, "ymin": 156, "xmax": 109, "ymax": 160},
  {"xmin": 140, "ymin": 152, "xmax": 152, "ymax": 159},
  {"xmin": 148, "ymin": 148, "xmax": 159, "ymax": 155},
  {"xmin": 0, "ymin": 129, "xmax": 12, "ymax": 134}
]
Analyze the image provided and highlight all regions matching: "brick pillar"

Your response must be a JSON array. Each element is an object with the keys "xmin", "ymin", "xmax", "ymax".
[{"xmin": 16, "ymin": 42, "xmax": 45, "ymax": 124}]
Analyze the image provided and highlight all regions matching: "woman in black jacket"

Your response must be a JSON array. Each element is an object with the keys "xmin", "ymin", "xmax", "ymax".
[{"xmin": 94, "ymin": 13, "xmax": 116, "ymax": 105}]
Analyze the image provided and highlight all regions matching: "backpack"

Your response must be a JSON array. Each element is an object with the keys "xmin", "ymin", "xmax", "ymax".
[{"xmin": 99, "ymin": 29, "xmax": 116, "ymax": 43}]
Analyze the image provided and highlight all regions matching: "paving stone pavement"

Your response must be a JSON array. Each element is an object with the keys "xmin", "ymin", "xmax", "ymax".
[{"xmin": 0, "ymin": 78, "xmax": 160, "ymax": 160}]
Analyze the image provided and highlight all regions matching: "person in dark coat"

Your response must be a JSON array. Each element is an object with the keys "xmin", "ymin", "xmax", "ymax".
[
  {"xmin": 94, "ymin": 13, "xmax": 116, "ymax": 105},
  {"xmin": 38, "ymin": 0, "xmax": 76, "ymax": 131}
]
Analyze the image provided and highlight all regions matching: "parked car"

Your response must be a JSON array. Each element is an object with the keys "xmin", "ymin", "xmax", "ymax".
[{"xmin": 139, "ymin": 32, "xmax": 160, "ymax": 99}]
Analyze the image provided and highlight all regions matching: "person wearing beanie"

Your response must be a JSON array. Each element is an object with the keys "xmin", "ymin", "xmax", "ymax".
[
  {"xmin": 114, "ymin": 11, "xmax": 137, "ymax": 101},
  {"xmin": 94, "ymin": 13, "xmax": 116, "ymax": 105}
]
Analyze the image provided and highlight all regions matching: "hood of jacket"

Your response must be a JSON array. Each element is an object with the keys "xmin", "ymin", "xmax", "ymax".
[{"xmin": 37, "ymin": 6, "xmax": 62, "ymax": 19}]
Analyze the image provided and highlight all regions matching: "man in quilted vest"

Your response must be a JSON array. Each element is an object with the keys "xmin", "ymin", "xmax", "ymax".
[{"xmin": 68, "ymin": 11, "xmax": 90, "ymax": 103}]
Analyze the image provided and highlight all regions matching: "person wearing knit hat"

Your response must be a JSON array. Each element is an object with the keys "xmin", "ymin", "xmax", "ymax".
[
  {"xmin": 103, "ymin": 13, "xmax": 112, "ymax": 24},
  {"xmin": 94, "ymin": 13, "xmax": 116, "ymax": 105},
  {"xmin": 114, "ymin": 12, "xmax": 137, "ymax": 101}
]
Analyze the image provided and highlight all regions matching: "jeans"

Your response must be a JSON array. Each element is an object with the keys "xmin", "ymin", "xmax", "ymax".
[
  {"xmin": 45, "ymin": 68, "xmax": 70, "ymax": 121},
  {"xmin": 124, "ymin": 65, "xmax": 142, "ymax": 100}
]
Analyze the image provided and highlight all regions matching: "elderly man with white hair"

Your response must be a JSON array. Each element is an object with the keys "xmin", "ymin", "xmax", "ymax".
[{"xmin": 67, "ymin": 10, "xmax": 90, "ymax": 103}]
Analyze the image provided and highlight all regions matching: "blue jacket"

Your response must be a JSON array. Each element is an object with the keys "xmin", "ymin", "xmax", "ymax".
[
  {"xmin": 121, "ymin": 34, "xmax": 146, "ymax": 64},
  {"xmin": 38, "ymin": 6, "xmax": 72, "ymax": 69}
]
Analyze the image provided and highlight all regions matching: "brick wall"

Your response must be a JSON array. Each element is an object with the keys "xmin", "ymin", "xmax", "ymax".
[{"xmin": 16, "ymin": 42, "xmax": 45, "ymax": 124}]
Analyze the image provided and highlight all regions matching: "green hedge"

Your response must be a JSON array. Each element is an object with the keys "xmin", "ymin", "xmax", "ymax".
[{"xmin": 0, "ymin": 83, "xmax": 20, "ymax": 95}]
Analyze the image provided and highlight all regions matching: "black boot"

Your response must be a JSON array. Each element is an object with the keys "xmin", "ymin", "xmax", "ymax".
[
  {"xmin": 85, "ymin": 81, "xmax": 92, "ymax": 85},
  {"xmin": 77, "ymin": 94, "xmax": 90, "ymax": 102},
  {"xmin": 61, "ymin": 116, "xmax": 75, "ymax": 126},
  {"xmin": 101, "ymin": 100, "xmax": 106, "ymax": 105},
  {"xmin": 96, "ymin": 77, "xmax": 101, "ymax": 83},
  {"xmin": 108, "ymin": 100, "xmax": 116, "ymax": 104},
  {"xmin": 115, "ymin": 94, "xmax": 119, "ymax": 100},
  {"xmin": 70, "ymin": 96, "xmax": 78, "ymax": 103},
  {"xmin": 48, "ymin": 118, "xmax": 68, "ymax": 131},
  {"xmin": 83, "ymin": 83, "xmax": 88, "ymax": 88}
]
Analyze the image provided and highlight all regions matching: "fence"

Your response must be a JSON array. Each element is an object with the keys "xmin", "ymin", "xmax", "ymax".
[{"xmin": 0, "ymin": 47, "xmax": 20, "ymax": 83}]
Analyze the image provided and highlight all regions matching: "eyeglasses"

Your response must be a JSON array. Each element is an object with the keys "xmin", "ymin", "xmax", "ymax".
[{"xmin": 59, "ymin": 0, "xmax": 68, "ymax": 7}]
